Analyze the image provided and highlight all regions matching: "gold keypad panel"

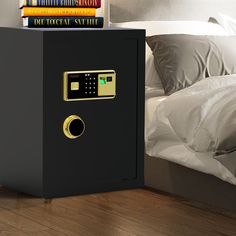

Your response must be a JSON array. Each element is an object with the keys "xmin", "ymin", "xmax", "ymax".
[{"xmin": 64, "ymin": 70, "xmax": 116, "ymax": 102}]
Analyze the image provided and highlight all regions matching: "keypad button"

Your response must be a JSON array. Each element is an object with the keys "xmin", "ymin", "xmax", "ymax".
[{"xmin": 107, "ymin": 76, "xmax": 113, "ymax": 82}]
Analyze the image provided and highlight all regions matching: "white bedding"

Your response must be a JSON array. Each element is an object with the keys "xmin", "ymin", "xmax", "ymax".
[
  {"xmin": 145, "ymin": 83, "xmax": 236, "ymax": 185},
  {"xmin": 151, "ymin": 75, "xmax": 236, "ymax": 155}
]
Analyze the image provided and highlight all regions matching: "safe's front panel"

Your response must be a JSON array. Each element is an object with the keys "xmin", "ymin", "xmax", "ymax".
[{"xmin": 43, "ymin": 30, "xmax": 144, "ymax": 197}]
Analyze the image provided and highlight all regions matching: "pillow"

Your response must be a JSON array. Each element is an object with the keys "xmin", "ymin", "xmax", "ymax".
[
  {"xmin": 209, "ymin": 15, "xmax": 236, "ymax": 35},
  {"xmin": 111, "ymin": 21, "xmax": 228, "ymax": 91},
  {"xmin": 111, "ymin": 21, "xmax": 227, "ymax": 37},
  {"xmin": 146, "ymin": 34, "xmax": 236, "ymax": 95}
]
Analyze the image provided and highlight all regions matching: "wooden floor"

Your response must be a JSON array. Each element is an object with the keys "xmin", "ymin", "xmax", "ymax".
[{"xmin": 0, "ymin": 188, "xmax": 235, "ymax": 236}]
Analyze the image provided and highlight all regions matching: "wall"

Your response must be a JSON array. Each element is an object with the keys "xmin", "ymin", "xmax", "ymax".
[
  {"xmin": 0, "ymin": 1, "xmax": 21, "ymax": 27},
  {"xmin": 1, "ymin": 0, "xmax": 236, "ymax": 27},
  {"xmin": 110, "ymin": 0, "xmax": 236, "ymax": 22}
]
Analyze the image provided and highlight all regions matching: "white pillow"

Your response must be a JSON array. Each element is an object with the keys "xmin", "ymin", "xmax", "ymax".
[
  {"xmin": 111, "ymin": 21, "xmax": 228, "ymax": 92},
  {"xmin": 209, "ymin": 14, "xmax": 236, "ymax": 35}
]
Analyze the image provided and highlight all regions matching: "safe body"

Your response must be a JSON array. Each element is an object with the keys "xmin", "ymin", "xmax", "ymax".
[{"xmin": 0, "ymin": 27, "xmax": 145, "ymax": 198}]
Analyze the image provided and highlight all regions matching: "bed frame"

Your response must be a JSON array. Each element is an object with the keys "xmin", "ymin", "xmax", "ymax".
[
  {"xmin": 110, "ymin": 0, "xmax": 236, "ymax": 211},
  {"xmin": 145, "ymin": 155, "xmax": 236, "ymax": 211}
]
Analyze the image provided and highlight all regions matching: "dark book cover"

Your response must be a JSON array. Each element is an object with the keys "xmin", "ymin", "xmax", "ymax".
[{"xmin": 23, "ymin": 16, "xmax": 104, "ymax": 28}]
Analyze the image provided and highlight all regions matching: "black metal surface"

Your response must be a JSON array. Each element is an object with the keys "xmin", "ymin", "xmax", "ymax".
[
  {"xmin": 0, "ymin": 28, "xmax": 44, "ymax": 196},
  {"xmin": 0, "ymin": 28, "xmax": 145, "ymax": 198}
]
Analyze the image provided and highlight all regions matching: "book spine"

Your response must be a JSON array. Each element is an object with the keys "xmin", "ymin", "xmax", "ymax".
[
  {"xmin": 21, "ymin": 7, "xmax": 96, "ymax": 17},
  {"xmin": 20, "ymin": 0, "xmax": 101, "ymax": 8},
  {"xmin": 24, "ymin": 16, "xmax": 104, "ymax": 28}
]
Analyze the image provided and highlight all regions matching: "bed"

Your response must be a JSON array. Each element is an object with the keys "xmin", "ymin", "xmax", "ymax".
[{"xmin": 110, "ymin": 0, "xmax": 236, "ymax": 211}]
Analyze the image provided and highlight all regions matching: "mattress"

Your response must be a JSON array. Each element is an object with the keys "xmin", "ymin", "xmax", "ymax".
[{"xmin": 145, "ymin": 96, "xmax": 236, "ymax": 185}]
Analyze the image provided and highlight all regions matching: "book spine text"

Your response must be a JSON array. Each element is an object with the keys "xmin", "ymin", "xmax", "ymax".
[
  {"xmin": 20, "ymin": 0, "xmax": 101, "ymax": 8},
  {"xmin": 24, "ymin": 16, "xmax": 104, "ymax": 28},
  {"xmin": 21, "ymin": 7, "xmax": 96, "ymax": 17}
]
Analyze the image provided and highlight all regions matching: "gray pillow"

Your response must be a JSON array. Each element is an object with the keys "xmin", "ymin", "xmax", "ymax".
[{"xmin": 146, "ymin": 34, "xmax": 236, "ymax": 95}]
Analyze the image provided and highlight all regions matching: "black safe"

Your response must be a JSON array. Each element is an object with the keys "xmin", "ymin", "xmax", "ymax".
[{"xmin": 0, "ymin": 27, "xmax": 145, "ymax": 198}]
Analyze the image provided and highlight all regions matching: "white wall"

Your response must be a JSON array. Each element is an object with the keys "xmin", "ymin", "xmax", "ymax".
[
  {"xmin": 0, "ymin": 1, "xmax": 22, "ymax": 27},
  {"xmin": 110, "ymin": 0, "xmax": 236, "ymax": 22},
  {"xmin": 1, "ymin": 0, "xmax": 236, "ymax": 27}
]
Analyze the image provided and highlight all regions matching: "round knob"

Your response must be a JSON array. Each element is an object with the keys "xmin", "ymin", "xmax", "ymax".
[{"xmin": 63, "ymin": 115, "xmax": 85, "ymax": 139}]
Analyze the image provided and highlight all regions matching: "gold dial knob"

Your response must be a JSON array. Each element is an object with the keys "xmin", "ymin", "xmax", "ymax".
[{"xmin": 63, "ymin": 115, "xmax": 85, "ymax": 139}]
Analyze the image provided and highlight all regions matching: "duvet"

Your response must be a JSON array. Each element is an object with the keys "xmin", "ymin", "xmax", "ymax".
[{"xmin": 146, "ymin": 74, "xmax": 236, "ymax": 175}]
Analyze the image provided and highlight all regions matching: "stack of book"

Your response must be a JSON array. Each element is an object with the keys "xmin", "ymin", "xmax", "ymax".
[{"xmin": 20, "ymin": 0, "xmax": 104, "ymax": 28}]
